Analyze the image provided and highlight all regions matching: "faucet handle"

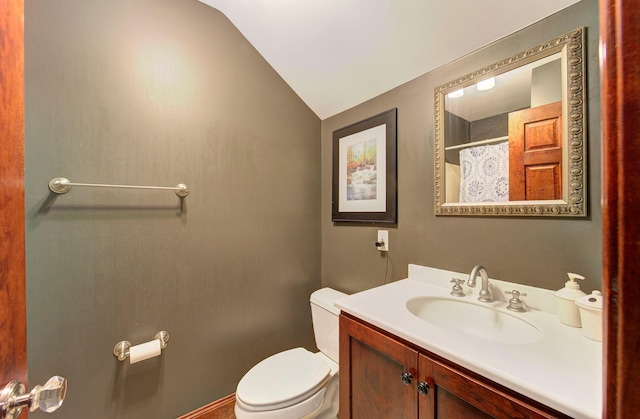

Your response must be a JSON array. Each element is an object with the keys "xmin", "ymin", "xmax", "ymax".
[
  {"xmin": 505, "ymin": 290, "xmax": 528, "ymax": 312},
  {"xmin": 450, "ymin": 278, "xmax": 465, "ymax": 297}
]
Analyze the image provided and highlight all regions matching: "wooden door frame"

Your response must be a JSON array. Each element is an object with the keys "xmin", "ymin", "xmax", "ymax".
[
  {"xmin": 0, "ymin": 0, "xmax": 27, "ymax": 388},
  {"xmin": 600, "ymin": 0, "xmax": 640, "ymax": 417}
]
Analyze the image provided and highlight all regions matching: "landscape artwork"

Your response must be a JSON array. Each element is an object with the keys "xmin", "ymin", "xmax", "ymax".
[
  {"xmin": 346, "ymin": 138, "xmax": 377, "ymax": 201},
  {"xmin": 337, "ymin": 123, "xmax": 387, "ymax": 213},
  {"xmin": 332, "ymin": 108, "xmax": 396, "ymax": 223}
]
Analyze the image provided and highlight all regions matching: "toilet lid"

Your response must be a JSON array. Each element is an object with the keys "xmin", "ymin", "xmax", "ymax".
[{"xmin": 236, "ymin": 347, "xmax": 331, "ymax": 411}]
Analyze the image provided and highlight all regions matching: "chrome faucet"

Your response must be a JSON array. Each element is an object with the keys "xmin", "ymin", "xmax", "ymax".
[{"xmin": 467, "ymin": 265, "xmax": 493, "ymax": 302}]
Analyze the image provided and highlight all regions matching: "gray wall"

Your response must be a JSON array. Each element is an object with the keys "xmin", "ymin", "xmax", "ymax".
[
  {"xmin": 23, "ymin": 0, "xmax": 600, "ymax": 417},
  {"xmin": 322, "ymin": 0, "xmax": 601, "ymax": 294},
  {"xmin": 25, "ymin": 1, "xmax": 320, "ymax": 417}
]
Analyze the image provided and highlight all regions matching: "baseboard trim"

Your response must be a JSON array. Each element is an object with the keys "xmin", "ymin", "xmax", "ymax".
[{"xmin": 178, "ymin": 393, "xmax": 236, "ymax": 419}]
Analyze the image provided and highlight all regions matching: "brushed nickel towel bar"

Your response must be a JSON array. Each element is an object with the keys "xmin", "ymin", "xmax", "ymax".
[{"xmin": 48, "ymin": 177, "xmax": 189, "ymax": 197}]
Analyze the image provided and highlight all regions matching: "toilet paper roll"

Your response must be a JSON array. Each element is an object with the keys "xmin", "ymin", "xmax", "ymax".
[{"xmin": 129, "ymin": 339, "xmax": 162, "ymax": 364}]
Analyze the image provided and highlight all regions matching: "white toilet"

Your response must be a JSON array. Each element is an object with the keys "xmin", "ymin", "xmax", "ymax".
[{"xmin": 234, "ymin": 287, "xmax": 347, "ymax": 419}]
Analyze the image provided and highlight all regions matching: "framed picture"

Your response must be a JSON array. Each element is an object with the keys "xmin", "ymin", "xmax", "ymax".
[{"xmin": 332, "ymin": 108, "xmax": 397, "ymax": 223}]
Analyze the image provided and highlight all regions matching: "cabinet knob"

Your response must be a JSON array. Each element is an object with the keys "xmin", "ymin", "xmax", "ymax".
[
  {"xmin": 401, "ymin": 372, "xmax": 413, "ymax": 385},
  {"xmin": 417, "ymin": 381, "xmax": 430, "ymax": 395}
]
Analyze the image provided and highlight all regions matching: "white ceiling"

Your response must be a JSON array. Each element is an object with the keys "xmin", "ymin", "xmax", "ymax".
[{"xmin": 198, "ymin": 0, "xmax": 581, "ymax": 120}]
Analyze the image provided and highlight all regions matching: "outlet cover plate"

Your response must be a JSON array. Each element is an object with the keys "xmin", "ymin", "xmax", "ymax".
[{"xmin": 377, "ymin": 230, "xmax": 389, "ymax": 251}]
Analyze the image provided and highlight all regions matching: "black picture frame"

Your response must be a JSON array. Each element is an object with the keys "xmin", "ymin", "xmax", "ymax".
[{"xmin": 332, "ymin": 108, "xmax": 397, "ymax": 223}]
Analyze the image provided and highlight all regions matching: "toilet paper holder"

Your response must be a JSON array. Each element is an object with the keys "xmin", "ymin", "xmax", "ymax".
[{"xmin": 113, "ymin": 331, "xmax": 170, "ymax": 362}]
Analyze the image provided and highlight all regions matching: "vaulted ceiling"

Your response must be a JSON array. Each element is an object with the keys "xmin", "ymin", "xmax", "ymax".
[{"xmin": 198, "ymin": 0, "xmax": 581, "ymax": 119}]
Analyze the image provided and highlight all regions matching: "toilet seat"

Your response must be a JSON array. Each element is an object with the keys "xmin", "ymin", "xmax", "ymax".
[{"xmin": 236, "ymin": 348, "xmax": 331, "ymax": 412}]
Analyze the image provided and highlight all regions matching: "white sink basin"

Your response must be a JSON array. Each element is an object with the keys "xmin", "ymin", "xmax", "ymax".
[{"xmin": 406, "ymin": 296, "xmax": 542, "ymax": 344}]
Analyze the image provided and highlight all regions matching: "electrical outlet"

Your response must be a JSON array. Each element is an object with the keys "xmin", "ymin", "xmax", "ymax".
[{"xmin": 377, "ymin": 230, "xmax": 389, "ymax": 252}]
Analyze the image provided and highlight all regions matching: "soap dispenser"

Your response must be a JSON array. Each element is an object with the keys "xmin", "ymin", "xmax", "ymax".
[{"xmin": 554, "ymin": 273, "xmax": 587, "ymax": 327}]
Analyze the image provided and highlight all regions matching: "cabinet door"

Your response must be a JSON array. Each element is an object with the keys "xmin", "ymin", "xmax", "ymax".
[
  {"xmin": 340, "ymin": 314, "xmax": 419, "ymax": 419},
  {"xmin": 419, "ymin": 354, "xmax": 567, "ymax": 419}
]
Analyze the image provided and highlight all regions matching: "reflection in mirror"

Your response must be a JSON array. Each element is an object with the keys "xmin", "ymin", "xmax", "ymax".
[{"xmin": 434, "ymin": 28, "xmax": 586, "ymax": 217}]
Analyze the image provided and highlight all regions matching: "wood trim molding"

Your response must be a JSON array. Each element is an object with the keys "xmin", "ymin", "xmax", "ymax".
[
  {"xmin": 600, "ymin": 0, "xmax": 640, "ymax": 417},
  {"xmin": 0, "ymin": 0, "xmax": 27, "ymax": 387},
  {"xmin": 178, "ymin": 394, "xmax": 236, "ymax": 419}
]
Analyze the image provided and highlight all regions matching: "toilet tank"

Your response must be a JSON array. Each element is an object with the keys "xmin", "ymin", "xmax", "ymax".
[{"xmin": 310, "ymin": 288, "xmax": 347, "ymax": 363}]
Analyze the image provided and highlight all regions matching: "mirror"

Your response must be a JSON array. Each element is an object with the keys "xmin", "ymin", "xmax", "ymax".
[{"xmin": 434, "ymin": 27, "xmax": 586, "ymax": 216}]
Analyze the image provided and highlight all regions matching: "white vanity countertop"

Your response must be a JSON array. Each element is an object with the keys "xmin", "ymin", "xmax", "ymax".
[{"xmin": 334, "ymin": 264, "xmax": 602, "ymax": 419}]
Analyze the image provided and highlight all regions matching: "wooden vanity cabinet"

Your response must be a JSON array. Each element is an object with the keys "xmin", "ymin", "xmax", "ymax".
[
  {"xmin": 339, "ymin": 314, "xmax": 570, "ymax": 419},
  {"xmin": 339, "ymin": 312, "xmax": 419, "ymax": 417}
]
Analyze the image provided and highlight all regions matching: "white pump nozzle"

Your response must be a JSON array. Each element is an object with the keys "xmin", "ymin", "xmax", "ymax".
[{"xmin": 566, "ymin": 273, "xmax": 585, "ymax": 289}]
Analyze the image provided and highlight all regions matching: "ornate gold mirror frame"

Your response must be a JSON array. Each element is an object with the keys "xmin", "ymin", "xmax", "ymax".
[{"xmin": 434, "ymin": 27, "xmax": 586, "ymax": 217}]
